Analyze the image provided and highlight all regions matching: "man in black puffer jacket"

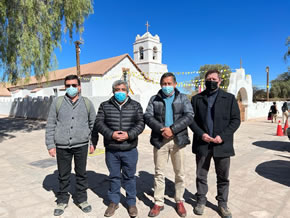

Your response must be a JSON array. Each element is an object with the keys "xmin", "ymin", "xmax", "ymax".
[
  {"xmin": 93, "ymin": 80, "xmax": 144, "ymax": 217},
  {"xmin": 144, "ymin": 72, "xmax": 194, "ymax": 217}
]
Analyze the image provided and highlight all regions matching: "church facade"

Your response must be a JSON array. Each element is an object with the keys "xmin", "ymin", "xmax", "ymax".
[{"xmin": 0, "ymin": 29, "xmax": 168, "ymax": 111}]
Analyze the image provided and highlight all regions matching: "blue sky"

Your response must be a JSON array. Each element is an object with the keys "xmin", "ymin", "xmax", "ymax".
[{"xmin": 54, "ymin": 0, "xmax": 290, "ymax": 89}]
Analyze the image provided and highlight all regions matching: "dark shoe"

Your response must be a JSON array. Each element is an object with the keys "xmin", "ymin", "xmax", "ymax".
[
  {"xmin": 176, "ymin": 201, "xmax": 187, "ymax": 217},
  {"xmin": 104, "ymin": 202, "xmax": 119, "ymax": 217},
  {"xmin": 78, "ymin": 201, "xmax": 92, "ymax": 213},
  {"xmin": 128, "ymin": 205, "xmax": 138, "ymax": 217},
  {"xmin": 218, "ymin": 206, "xmax": 232, "ymax": 218},
  {"xmin": 194, "ymin": 203, "xmax": 205, "ymax": 215},
  {"xmin": 148, "ymin": 204, "xmax": 164, "ymax": 217},
  {"xmin": 54, "ymin": 203, "xmax": 68, "ymax": 216}
]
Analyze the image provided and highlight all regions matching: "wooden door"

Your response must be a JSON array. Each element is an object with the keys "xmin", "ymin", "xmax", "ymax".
[{"xmin": 238, "ymin": 101, "xmax": 245, "ymax": 122}]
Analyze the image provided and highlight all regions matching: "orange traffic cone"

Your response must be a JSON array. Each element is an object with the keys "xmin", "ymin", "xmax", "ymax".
[
  {"xmin": 276, "ymin": 120, "xmax": 284, "ymax": 136},
  {"xmin": 283, "ymin": 119, "xmax": 289, "ymax": 135}
]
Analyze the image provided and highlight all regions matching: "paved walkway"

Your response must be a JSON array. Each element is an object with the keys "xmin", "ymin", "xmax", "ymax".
[{"xmin": 0, "ymin": 115, "xmax": 289, "ymax": 218}]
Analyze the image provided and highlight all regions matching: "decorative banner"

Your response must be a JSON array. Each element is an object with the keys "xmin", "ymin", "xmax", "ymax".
[
  {"xmin": 133, "ymin": 70, "xmax": 234, "ymax": 75},
  {"xmin": 79, "ymin": 71, "xmax": 231, "ymax": 89}
]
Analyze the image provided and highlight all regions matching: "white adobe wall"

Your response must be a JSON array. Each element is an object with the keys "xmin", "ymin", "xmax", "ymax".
[
  {"xmin": 90, "ymin": 56, "xmax": 163, "ymax": 111},
  {"xmin": 91, "ymin": 57, "xmax": 139, "ymax": 96},
  {"xmin": 0, "ymin": 95, "xmax": 140, "ymax": 120},
  {"xmin": 8, "ymin": 77, "xmax": 91, "ymax": 99},
  {"xmin": 228, "ymin": 68, "xmax": 253, "ymax": 105},
  {"xmin": 137, "ymin": 62, "xmax": 168, "ymax": 75},
  {"xmin": 129, "ymin": 72, "xmax": 161, "ymax": 112},
  {"xmin": 0, "ymin": 97, "xmax": 13, "ymax": 115},
  {"xmin": 247, "ymin": 101, "xmax": 284, "ymax": 120}
]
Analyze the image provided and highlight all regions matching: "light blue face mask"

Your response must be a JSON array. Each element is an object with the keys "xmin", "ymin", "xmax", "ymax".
[
  {"xmin": 66, "ymin": 86, "xmax": 78, "ymax": 97},
  {"xmin": 162, "ymin": 86, "xmax": 174, "ymax": 96},
  {"xmin": 114, "ymin": 92, "xmax": 127, "ymax": 103}
]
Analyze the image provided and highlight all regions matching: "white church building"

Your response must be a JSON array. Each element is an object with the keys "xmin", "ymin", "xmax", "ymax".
[
  {"xmin": 1, "ymin": 29, "xmax": 168, "ymax": 112},
  {"xmin": 0, "ymin": 25, "xmax": 283, "ymax": 121}
]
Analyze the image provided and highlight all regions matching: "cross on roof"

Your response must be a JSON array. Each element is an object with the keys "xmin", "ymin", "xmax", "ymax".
[{"xmin": 145, "ymin": 21, "xmax": 150, "ymax": 32}]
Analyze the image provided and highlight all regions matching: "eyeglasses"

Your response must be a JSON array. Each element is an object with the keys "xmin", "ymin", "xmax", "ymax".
[{"xmin": 65, "ymin": 84, "xmax": 78, "ymax": 88}]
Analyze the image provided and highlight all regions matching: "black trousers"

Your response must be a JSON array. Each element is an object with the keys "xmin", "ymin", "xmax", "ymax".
[
  {"xmin": 195, "ymin": 149, "xmax": 230, "ymax": 207},
  {"xmin": 56, "ymin": 145, "xmax": 88, "ymax": 204}
]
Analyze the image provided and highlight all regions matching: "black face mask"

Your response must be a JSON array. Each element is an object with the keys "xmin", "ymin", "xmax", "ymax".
[{"xmin": 205, "ymin": 80, "xmax": 218, "ymax": 91}]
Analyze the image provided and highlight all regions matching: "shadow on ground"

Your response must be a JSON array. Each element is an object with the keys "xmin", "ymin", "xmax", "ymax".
[
  {"xmin": 256, "ymin": 159, "xmax": 290, "ymax": 187},
  {"xmin": 0, "ymin": 117, "xmax": 46, "ymax": 143},
  {"xmin": 252, "ymin": 140, "xmax": 290, "ymax": 152},
  {"xmin": 136, "ymin": 171, "xmax": 219, "ymax": 215},
  {"xmin": 42, "ymin": 170, "xmax": 108, "ymax": 204},
  {"xmin": 42, "ymin": 170, "xmax": 219, "ymax": 215}
]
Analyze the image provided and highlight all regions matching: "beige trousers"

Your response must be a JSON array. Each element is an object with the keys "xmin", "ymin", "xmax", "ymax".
[
  {"xmin": 282, "ymin": 111, "xmax": 289, "ymax": 124},
  {"xmin": 153, "ymin": 140, "xmax": 185, "ymax": 206}
]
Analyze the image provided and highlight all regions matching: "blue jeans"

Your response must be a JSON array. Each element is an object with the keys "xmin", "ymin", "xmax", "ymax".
[{"xmin": 105, "ymin": 148, "xmax": 138, "ymax": 206}]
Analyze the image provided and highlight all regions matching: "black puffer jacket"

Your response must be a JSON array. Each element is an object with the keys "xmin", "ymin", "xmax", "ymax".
[
  {"xmin": 93, "ymin": 97, "xmax": 145, "ymax": 151},
  {"xmin": 144, "ymin": 89, "xmax": 194, "ymax": 149}
]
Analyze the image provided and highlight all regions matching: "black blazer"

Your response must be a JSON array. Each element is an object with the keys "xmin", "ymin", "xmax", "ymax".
[{"xmin": 190, "ymin": 89, "xmax": 240, "ymax": 157}]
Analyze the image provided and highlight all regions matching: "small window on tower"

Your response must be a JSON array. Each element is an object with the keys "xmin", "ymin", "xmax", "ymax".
[
  {"xmin": 153, "ymin": 47, "xmax": 158, "ymax": 60},
  {"xmin": 139, "ymin": 47, "xmax": 144, "ymax": 60}
]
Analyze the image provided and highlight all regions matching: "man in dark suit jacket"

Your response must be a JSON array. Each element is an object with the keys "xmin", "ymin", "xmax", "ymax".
[{"xmin": 190, "ymin": 70, "xmax": 240, "ymax": 218}]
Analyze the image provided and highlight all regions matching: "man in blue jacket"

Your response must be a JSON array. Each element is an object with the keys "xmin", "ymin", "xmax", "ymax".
[
  {"xmin": 144, "ymin": 72, "xmax": 194, "ymax": 217},
  {"xmin": 190, "ymin": 70, "xmax": 240, "ymax": 218},
  {"xmin": 93, "ymin": 80, "xmax": 145, "ymax": 217},
  {"xmin": 46, "ymin": 74, "xmax": 98, "ymax": 216}
]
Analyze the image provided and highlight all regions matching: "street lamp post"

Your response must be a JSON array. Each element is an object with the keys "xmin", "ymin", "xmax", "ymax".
[
  {"xmin": 74, "ymin": 40, "xmax": 83, "ymax": 77},
  {"xmin": 266, "ymin": 66, "xmax": 269, "ymax": 101}
]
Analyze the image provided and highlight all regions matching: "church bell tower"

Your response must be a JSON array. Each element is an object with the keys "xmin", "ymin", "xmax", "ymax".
[{"xmin": 133, "ymin": 22, "xmax": 168, "ymax": 74}]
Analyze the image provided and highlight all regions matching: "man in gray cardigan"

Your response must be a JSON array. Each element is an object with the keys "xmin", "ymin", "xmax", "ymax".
[{"xmin": 45, "ymin": 74, "xmax": 98, "ymax": 216}]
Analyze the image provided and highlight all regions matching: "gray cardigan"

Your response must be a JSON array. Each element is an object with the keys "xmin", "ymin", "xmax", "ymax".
[{"xmin": 45, "ymin": 95, "xmax": 97, "ymax": 150}]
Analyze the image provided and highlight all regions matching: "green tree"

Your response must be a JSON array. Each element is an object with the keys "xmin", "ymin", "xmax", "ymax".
[
  {"xmin": 270, "ymin": 72, "xmax": 290, "ymax": 98},
  {"xmin": 0, "ymin": 0, "xmax": 93, "ymax": 84},
  {"xmin": 194, "ymin": 64, "xmax": 231, "ymax": 90},
  {"xmin": 182, "ymin": 64, "xmax": 232, "ymax": 98},
  {"xmin": 252, "ymin": 86, "xmax": 267, "ymax": 102}
]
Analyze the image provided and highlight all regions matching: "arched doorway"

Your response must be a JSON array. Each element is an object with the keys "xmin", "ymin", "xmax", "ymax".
[{"xmin": 237, "ymin": 87, "xmax": 248, "ymax": 122}]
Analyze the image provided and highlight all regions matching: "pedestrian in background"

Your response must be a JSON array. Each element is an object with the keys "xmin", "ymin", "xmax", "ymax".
[
  {"xmin": 281, "ymin": 102, "xmax": 288, "ymax": 124},
  {"xmin": 270, "ymin": 102, "xmax": 278, "ymax": 123}
]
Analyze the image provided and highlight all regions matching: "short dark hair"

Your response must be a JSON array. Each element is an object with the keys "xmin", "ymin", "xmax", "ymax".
[
  {"xmin": 64, "ymin": 74, "xmax": 80, "ymax": 85},
  {"xmin": 160, "ymin": 72, "xmax": 176, "ymax": 84},
  {"xmin": 205, "ymin": 70, "xmax": 221, "ymax": 80}
]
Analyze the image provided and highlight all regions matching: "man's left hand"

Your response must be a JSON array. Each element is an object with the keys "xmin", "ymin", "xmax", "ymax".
[
  {"xmin": 117, "ymin": 131, "xmax": 129, "ymax": 141},
  {"xmin": 213, "ymin": 135, "xmax": 223, "ymax": 144},
  {"xmin": 89, "ymin": 145, "xmax": 95, "ymax": 154},
  {"xmin": 161, "ymin": 127, "xmax": 174, "ymax": 139}
]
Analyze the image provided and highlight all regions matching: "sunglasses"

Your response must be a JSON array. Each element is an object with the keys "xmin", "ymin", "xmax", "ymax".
[{"xmin": 65, "ymin": 84, "xmax": 78, "ymax": 88}]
